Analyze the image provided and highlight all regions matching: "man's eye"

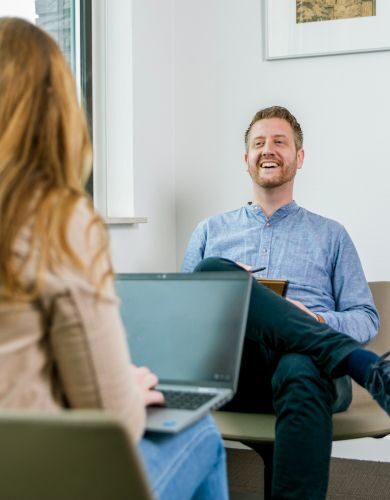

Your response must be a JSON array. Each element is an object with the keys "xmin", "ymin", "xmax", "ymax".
[
  {"xmin": 254, "ymin": 142, "xmax": 264, "ymax": 147},
  {"xmin": 275, "ymin": 140, "xmax": 284, "ymax": 145}
]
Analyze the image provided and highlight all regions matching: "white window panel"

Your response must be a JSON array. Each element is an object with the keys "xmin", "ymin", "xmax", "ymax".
[
  {"xmin": 92, "ymin": 0, "xmax": 145, "ymax": 223},
  {"xmin": 0, "ymin": 1, "xmax": 78, "ymax": 77}
]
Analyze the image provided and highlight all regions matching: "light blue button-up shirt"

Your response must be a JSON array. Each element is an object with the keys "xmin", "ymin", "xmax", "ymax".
[{"xmin": 181, "ymin": 201, "xmax": 379, "ymax": 344}]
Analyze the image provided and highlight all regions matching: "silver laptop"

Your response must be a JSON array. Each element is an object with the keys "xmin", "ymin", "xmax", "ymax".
[{"xmin": 116, "ymin": 272, "xmax": 252, "ymax": 433}]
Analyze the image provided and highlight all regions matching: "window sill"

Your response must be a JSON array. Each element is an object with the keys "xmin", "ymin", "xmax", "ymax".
[{"xmin": 104, "ymin": 217, "xmax": 148, "ymax": 225}]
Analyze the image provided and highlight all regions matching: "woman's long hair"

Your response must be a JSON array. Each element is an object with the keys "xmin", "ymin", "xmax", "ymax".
[{"xmin": 0, "ymin": 17, "xmax": 110, "ymax": 299}]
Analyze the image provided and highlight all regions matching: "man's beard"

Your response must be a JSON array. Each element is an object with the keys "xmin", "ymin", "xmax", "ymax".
[{"xmin": 250, "ymin": 160, "xmax": 297, "ymax": 188}]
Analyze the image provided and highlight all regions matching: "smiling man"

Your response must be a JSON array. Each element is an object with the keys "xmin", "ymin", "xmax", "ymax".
[
  {"xmin": 182, "ymin": 106, "xmax": 377, "ymax": 336},
  {"xmin": 245, "ymin": 114, "xmax": 303, "ymax": 196},
  {"xmin": 181, "ymin": 106, "xmax": 380, "ymax": 499}
]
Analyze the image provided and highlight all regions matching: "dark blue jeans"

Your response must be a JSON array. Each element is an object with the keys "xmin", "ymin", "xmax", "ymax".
[{"xmin": 195, "ymin": 257, "xmax": 359, "ymax": 500}]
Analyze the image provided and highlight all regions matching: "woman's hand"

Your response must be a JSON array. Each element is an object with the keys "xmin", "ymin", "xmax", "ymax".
[{"xmin": 130, "ymin": 364, "xmax": 165, "ymax": 407}]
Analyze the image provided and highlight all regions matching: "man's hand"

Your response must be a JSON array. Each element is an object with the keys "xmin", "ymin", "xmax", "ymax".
[
  {"xmin": 236, "ymin": 261, "xmax": 252, "ymax": 271},
  {"xmin": 130, "ymin": 364, "xmax": 165, "ymax": 406},
  {"xmin": 286, "ymin": 298, "xmax": 320, "ymax": 321},
  {"xmin": 236, "ymin": 262, "xmax": 265, "ymax": 273}
]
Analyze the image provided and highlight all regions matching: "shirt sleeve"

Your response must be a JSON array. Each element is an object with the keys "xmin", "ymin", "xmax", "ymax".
[
  {"xmin": 181, "ymin": 222, "xmax": 207, "ymax": 272},
  {"xmin": 317, "ymin": 228, "xmax": 379, "ymax": 344},
  {"xmin": 44, "ymin": 201, "xmax": 146, "ymax": 442}
]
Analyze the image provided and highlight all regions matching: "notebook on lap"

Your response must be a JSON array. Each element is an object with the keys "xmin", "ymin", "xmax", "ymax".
[
  {"xmin": 256, "ymin": 278, "xmax": 289, "ymax": 297},
  {"xmin": 116, "ymin": 272, "xmax": 252, "ymax": 433}
]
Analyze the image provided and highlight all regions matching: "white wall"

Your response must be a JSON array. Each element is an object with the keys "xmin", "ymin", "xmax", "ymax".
[
  {"xmin": 107, "ymin": 0, "xmax": 390, "ymax": 281},
  {"xmin": 108, "ymin": 0, "xmax": 177, "ymax": 272},
  {"xmin": 174, "ymin": 0, "xmax": 390, "ymax": 281}
]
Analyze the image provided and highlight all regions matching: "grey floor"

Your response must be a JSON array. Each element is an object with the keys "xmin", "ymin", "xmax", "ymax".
[
  {"xmin": 230, "ymin": 494, "xmax": 261, "ymax": 500},
  {"xmin": 227, "ymin": 448, "xmax": 264, "ymax": 499},
  {"xmin": 226, "ymin": 448, "xmax": 390, "ymax": 500}
]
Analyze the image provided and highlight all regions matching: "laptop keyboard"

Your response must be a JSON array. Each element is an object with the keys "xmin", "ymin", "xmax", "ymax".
[{"xmin": 161, "ymin": 390, "xmax": 216, "ymax": 410}]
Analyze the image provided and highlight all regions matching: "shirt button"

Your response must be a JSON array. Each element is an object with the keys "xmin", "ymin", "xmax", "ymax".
[
  {"xmin": 262, "ymin": 248, "xmax": 268, "ymax": 254},
  {"xmin": 266, "ymin": 222, "xmax": 271, "ymax": 227}
]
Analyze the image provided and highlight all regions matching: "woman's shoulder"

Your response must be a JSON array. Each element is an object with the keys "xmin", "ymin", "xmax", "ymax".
[
  {"xmin": 67, "ymin": 197, "xmax": 107, "ymax": 256},
  {"xmin": 45, "ymin": 195, "xmax": 113, "ymax": 300},
  {"xmin": 69, "ymin": 196, "xmax": 97, "ymax": 229}
]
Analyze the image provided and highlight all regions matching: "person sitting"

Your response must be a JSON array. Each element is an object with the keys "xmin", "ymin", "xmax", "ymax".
[
  {"xmin": 0, "ymin": 17, "xmax": 228, "ymax": 500},
  {"xmin": 182, "ymin": 106, "xmax": 389, "ymax": 499},
  {"xmin": 1, "ymin": 18, "xmax": 388, "ymax": 500}
]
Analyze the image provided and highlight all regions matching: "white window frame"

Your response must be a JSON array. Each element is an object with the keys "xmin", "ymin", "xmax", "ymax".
[
  {"xmin": 91, "ymin": 0, "xmax": 146, "ymax": 224},
  {"xmin": 74, "ymin": 0, "xmax": 82, "ymax": 98}
]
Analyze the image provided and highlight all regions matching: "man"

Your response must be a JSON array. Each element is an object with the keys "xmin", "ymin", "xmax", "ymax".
[
  {"xmin": 183, "ymin": 106, "xmax": 378, "ymax": 344},
  {"xmin": 181, "ymin": 106, "xmax": 382, "ymax": 498}
]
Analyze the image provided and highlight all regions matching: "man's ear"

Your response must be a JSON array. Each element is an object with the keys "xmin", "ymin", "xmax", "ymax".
[
  {"xmin": 244, "ymin": 152, "xmax": 249, "ymax": 171},
  {"xmin": 297, "ymin": 148, "xmax": 304, "ymax": 170}
]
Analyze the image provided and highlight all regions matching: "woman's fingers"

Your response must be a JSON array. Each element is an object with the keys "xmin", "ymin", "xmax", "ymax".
[
  {"xmin": 144, "ymin": 389, "xmax": 165, "ymax": 407},
  {"xmin": 131, "ymin": 364, "xmax": 164, "ymax": 406}
]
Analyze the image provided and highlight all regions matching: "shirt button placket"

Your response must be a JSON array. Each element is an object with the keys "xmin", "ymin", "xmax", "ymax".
[{"xmin": 259, "ymin": 223, "xmax": 272, "ymax": 277}]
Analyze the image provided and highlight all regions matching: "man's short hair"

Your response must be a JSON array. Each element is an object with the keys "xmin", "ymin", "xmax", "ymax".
[{"xmin": 244, "ymin": 106, "xmax": 303, "ymax": 151}]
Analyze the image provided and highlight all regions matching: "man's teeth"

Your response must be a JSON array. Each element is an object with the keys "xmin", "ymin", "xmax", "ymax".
[{"xmin": 261, "ymin": 162, "xmax": 278, "ymax": 168}]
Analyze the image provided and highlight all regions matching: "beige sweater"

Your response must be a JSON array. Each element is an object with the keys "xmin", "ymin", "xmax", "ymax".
[{"xmin": 0, "ymin": 200, "xmax": 145, "ymax": 441}]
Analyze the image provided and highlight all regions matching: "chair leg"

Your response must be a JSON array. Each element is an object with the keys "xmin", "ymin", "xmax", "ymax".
[{"xmin": 248, "ymin": 442, "xmax": 274, "ymax": 500}]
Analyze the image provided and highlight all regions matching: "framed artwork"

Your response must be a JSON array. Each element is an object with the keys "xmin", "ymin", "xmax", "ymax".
[{"xmin": 264, "ymin": 1, "xmax": 390, "ymax": 59}]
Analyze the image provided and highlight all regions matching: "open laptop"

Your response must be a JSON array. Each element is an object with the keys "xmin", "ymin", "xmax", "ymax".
[{"xmin": 116, "ymin": 272, "xmax": 252, "ymax": 433}]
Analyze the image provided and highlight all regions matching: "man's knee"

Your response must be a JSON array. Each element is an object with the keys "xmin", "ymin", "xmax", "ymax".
[
  {"xmin": 194, "ymin": 257, "xmax": 241, "ymax": 273},
  {"xmin": 274, "ymin": 353, "xmax": 320, "ymax": 380},
  {"xmin": 272, "ymin": 353, "xmax": 335, "ymax": 406}
]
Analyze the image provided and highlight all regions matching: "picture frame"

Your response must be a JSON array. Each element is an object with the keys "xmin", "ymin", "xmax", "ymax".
[{"xmin": 264, "ymin": 1, "xmax": 390, "ymax": 60}]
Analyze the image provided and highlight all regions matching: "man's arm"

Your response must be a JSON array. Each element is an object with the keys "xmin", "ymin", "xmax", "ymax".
[
  {"xmin": 315, "ymin": 228, "xmax": 379, "ymax": 344},
  {"xmin": 181, "ymin": 223, "xmax": 206, "ymax": 272}
]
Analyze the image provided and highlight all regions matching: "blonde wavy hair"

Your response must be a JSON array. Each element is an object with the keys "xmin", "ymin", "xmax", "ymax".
[{"xmin": 0, "ymin": 17, "xmax": 110, "ymax": 300}]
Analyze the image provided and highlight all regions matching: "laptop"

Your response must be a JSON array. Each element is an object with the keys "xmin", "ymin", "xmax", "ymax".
[{"xmin": 116, "ymin": 272, "xmax": 252, "ymax": 433}]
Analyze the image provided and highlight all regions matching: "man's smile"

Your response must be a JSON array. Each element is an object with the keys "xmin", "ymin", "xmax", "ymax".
[{"xmin": 260, "ymin": 161, "xmax": 279, "ymax": 169}]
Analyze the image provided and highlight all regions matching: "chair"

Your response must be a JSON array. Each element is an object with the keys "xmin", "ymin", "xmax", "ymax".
[
  {"xmin": 213, "ymin": 281, "xmax": 390, "ymax": 499},
  {"xmin": 0, "ymin": 410, "xmax": 153, "ymax": 500}
]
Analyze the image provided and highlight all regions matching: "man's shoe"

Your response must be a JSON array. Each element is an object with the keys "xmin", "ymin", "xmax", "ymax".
[{"xmin": 364, "ymin": 351, "xmax": 390, "ymax": 415}]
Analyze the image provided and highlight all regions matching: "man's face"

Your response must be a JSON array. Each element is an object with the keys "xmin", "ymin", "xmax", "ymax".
[{"xmin": 245, "ymin": 118, "xmax": 304, "ymax": 189}]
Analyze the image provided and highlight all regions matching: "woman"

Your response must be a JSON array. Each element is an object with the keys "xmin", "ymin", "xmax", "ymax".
[{"xmin": 0, "ymin": 17, "xmax": 228, "ymax": 500}]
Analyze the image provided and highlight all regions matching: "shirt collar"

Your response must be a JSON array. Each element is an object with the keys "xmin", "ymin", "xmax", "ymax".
[{"xmin": 246, "ymin": 200, "xmax": 300, "ymax": 223}]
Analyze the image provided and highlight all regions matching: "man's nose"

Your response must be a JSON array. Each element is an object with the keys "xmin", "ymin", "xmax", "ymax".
[{"xmin": 261, "ymin": 141, "xmax": 275, "ymax": 155}]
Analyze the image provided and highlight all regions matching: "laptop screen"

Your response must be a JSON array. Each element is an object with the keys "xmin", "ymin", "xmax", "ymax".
[{"xmin": 116, "ymin": 272, "xmax": 251, "ymax": 389}]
